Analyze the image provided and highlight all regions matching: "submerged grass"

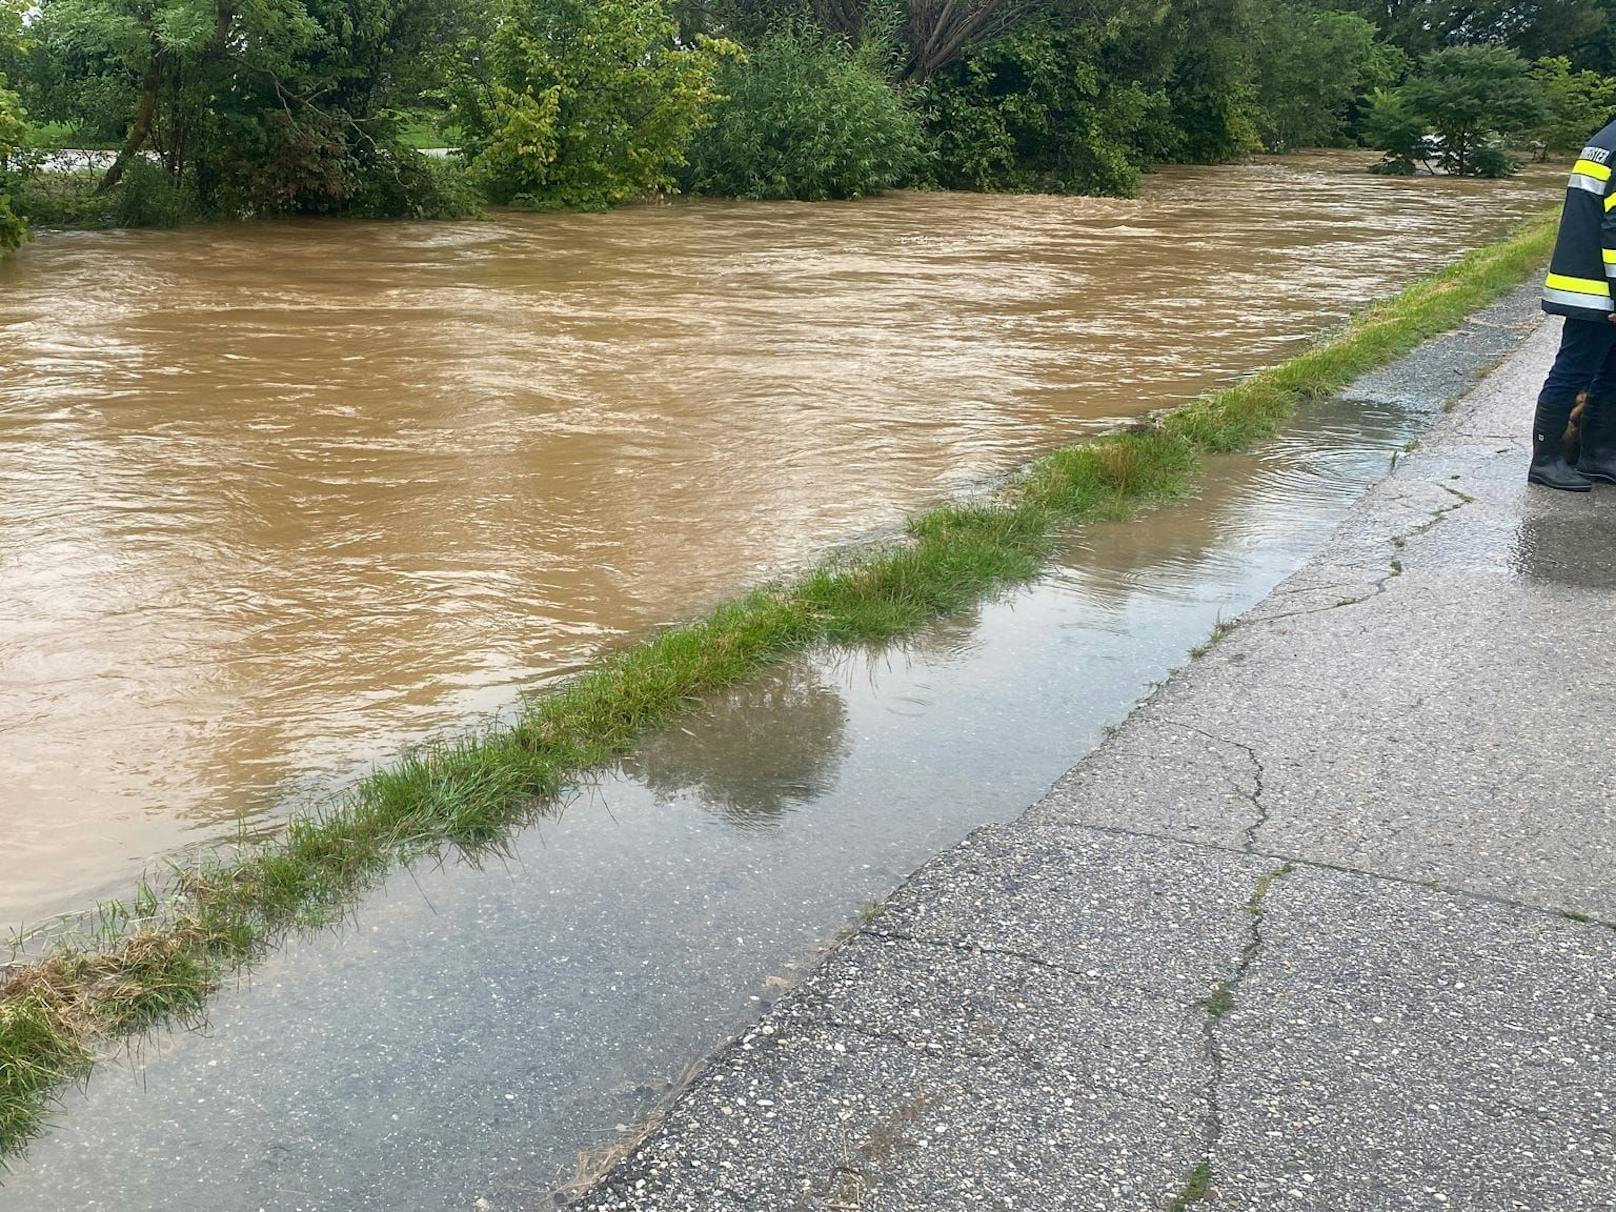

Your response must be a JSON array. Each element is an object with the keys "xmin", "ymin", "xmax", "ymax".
[{"xmin": 0, "ymin": 212, "xmax": 1556, "ymax": 1158}]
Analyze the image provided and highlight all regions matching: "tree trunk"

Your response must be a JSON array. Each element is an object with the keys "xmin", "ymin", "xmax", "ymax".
[{"xmin": 98, "ymin": 52, "xmax": 162, "ymax": 193}]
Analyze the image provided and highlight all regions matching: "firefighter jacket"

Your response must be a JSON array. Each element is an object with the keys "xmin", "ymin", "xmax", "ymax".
[{"xmin": 1544, "ymin": 119, "xmax": 1616, "ymax": 322}]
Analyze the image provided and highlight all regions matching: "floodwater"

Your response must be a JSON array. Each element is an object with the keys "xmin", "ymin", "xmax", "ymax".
[
  {"xmin": 0, "ymin": 367, "xmax": 1523, "ymax": 1207},
  {"xmin": 0, "ymin": 153, "xmax": 1557, "ymax": 927}
]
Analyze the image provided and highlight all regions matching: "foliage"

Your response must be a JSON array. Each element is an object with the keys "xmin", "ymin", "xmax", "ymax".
[
  {"xmin": 450, "ymin": 0, "xmax": 736, "ymax": 210},
  {"xmin": 917, "ymin": 26, "xmax": 1170, "ymax": 197},
  {"xmin": 3, "ymin": 0, "xmax": 1610, "ymax": 226},
  {"xmin": 0, "ymin": 0, "xmax": 27, "ymax": 250},
  {"xmin": 0, "ymin": 79, "xmax": 25, "ymax": 250},
  {"xmin": 1330, "ymin": 0, "xmax": 1612, "ymax": 73},
  {"xmin": 349, "ymin": 151, "xmax": 484, "ymax": 219},
  {"xmin": 686, "ymin": 25, "xmax": 919, "ymax": 200},
  {"xmin": 1399, "ymin": 45, "xmax": 1547, "ymax": 176},
  {"xmin": 1531, "ymin": 56, "xmax": 1616, "ymax": 154},
  {"xmin": 1362, "ymin": 86, "xmax": 1426, "ymax": 174},
  {"xmin": 10, "ymin": 166, "xmax": 116, "ymax": 226},
  {"xmin": 4, "ymin": 0, "xmax": 477, "ymax": 224},
  {"xmin": 1249, "ymin": 0, "xmax": 1382, "ymax": 151},
  {"xmin": 107, "ymin": 155, "xmax": 196, "ymax": 225},
  {"xmin": 1158, "ymin": 0, "xmax": 1263, "ymax": 162}
]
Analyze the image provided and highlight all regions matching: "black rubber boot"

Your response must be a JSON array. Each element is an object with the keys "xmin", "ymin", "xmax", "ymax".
[
  {"xmin": 1576, "ymin": 396, "xmax": 1616, "ymax": 484},
  {"xmin": 1529, "ymin": 397, "xmax": 1593, "ymax": 492}
]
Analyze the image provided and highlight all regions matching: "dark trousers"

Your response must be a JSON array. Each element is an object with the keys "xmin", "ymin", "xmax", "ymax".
[{"xmin": 1540, "ymin": 318, "xmax": 1616, "ymax": 406}]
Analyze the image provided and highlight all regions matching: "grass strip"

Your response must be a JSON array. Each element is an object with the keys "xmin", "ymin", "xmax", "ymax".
[{"xmin": 0, "ymin": 211, "xmax": 1557, "ymax": 1158}]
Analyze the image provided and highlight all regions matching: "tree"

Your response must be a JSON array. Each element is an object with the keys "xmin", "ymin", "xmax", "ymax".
[
  {"xmin": 1250, "ymin": 0, "xmax": 1382, "ymax": 151},
  {"xmin": 0, "ymin": 0, "xmax": 27, "ymax": 250},
  {"xmin": 1332, "ymin": 0, "xmax": 1610, "ymax": 69},
  {"xmin": 450, "ymin": 0, "xmax": 736, "ymax": 209},
  {"xmin": 917, "ymin": 25, "xmax": 1171, "ymax": 196},
  {"xmin": 686, "ymin": 25, "xmax": 919, "ymax": 200},
  {"xmin": 1161, "ymin": 0, "xmax": 1262, "ymax": 162},
  {"xmin": 1531, "ymin": 55, "xmax": 1616, "ymax": 155},
  {"xmin": 1400, "ymin": 45, "xmax": 1547, "ymax": 176},
  {"xmin": 1362, "ymin": 84, "xmax": 1427, "ymax": 173}
]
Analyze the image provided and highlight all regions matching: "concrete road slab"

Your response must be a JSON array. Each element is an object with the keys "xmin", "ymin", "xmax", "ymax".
[{"xmin": 1213, "ymin": 866, "xmax": 1615, "ymax": 1211}]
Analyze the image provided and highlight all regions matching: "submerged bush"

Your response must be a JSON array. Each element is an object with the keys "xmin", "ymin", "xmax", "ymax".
[
  {"xmin": 686, "ymin": 27, "xmax": 920, "ymax": 201},
  {"xmin": 0, "ymin": 75, "xmax": 28, "ymax": 249},
  {"xmin": 916, "ymin": 29, "xmax": 1168, "ymax": 198},
  {"xmin": 108, "ymin": 158, "xmax": 197, "ymax": 228},
  {"xmin": 348, "ymin": 150, "xmax": 484, "ymax": 219},
  {"xmin": 450, "ymin": 0, "xmax": 736, "ymax": 210}
]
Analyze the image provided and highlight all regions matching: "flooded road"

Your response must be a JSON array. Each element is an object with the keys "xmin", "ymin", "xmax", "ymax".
[{"xmin": 0, "ymin": 154, "xmax": 1557, "ymax": 926}]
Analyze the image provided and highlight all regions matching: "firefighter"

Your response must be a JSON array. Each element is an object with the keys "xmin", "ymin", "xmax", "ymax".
[{"xmin": 1536, "ymin": 116, "xmax": 1616, "ymax": 491}]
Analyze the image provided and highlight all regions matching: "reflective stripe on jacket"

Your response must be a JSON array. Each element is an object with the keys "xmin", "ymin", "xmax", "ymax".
[{"xmin": 1543, "ymin": 119, "xmax": 1616, "ymax": 321}]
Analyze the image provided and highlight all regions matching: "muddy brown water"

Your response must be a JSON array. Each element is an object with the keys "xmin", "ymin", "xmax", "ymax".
[{"xmin": 0, "ymin": 154, "xmax": 1557, "ymax": 927}]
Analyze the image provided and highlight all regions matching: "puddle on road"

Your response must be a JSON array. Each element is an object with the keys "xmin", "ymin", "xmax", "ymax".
[
  {"xmin": 1, "ymin": 392, "xmax": 1449, "ymax": 1210},
  {"xmin": 0, "ymin": 155, "xmax": 1559, "ymax": 925}
]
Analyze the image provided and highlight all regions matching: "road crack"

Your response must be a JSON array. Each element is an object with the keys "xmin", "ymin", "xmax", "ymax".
[
  {"xmin": 1159, "ymin": 720, "xmax": 1268, "ymax": 853},
  {"xmin": 1259, "ymin": 485, "xmax": 1475, "ymax": 623},
  {"xmin": 1170, "ymin": 860, "xmax": 1294, "ymax": 1209}
]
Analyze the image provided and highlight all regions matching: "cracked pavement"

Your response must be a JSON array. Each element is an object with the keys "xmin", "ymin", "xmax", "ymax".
[{"xmin": 579, "ymin": 297, "xmax": 1616, "ymax": 1210}]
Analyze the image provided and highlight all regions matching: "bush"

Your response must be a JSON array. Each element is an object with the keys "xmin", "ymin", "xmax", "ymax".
[
  {"xmin": 1532, "ymin": 56, "xmax": 1616, "ymax": 154},
  {"xmin": 109, "ymin": 157, "xmax": 197, "ymax": 227},
  {"xmin": 14, "ymin": 157, "xmax": 191, "ymax": 229},
  {"xmin": 450, "ymin": 0, "xmax": 736, "ymax": 210},
  {"xmin": 348, "ymin": 149, "xmax": 484, "ymax": 219},
  {"xmin": 917, "ymin": 30, "xmax": 1167, "ymax": 198},
  {"xmin": 12, "ymin": 167, "xmax": 112, "ymax": 227},
  {"xmin": 1, "ymin": 75, "xmax": 29, "ymax": 250},
  {"xmin": 1467, "ymin": 138, "xmax": 1520, "ymax": 179},
  {"xmin": 685, "ymin": 27, "xmax": 919, "ymax": 201}
]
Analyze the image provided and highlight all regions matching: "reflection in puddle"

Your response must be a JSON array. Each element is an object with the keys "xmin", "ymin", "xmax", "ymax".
[
  {"xmin": 623, "ymin": 662, "xmax": 851, "ymax": 830},
  {"xmin": 1511, "ymin": 504, "xmax": 1616, "ymax": 590}
]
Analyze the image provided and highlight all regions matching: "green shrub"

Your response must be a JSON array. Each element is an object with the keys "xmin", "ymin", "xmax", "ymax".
[
  {"xmin": 12, "ymin": 168, "xmax": 112, "ymax": 227},
  {"xmin": 0, "ymin": 75, "xmax": 28, "ymax": 250},
  {"xmin": 348, "ymin": 149, "xmax": 484, "ymax": 219},
  {"xmin": 916, "ymin": 29, "xmax": 1166, "ymax": 198},
  {"xmin": 14, "ymin": 158, "xmax": 192, "ymax": 229},
  {"xmin": 685, "ymin": 26, "xmax": 920, "ymax": 201},
  {"xmin": 449, "ymin": 0, "xmax": 736, "ymax": 210},
  {"xmin": 1531, "ymin": 56, "xmax": 1616, "ymax": 154},
  {"xmin": 108, "ymin": 158, "xmax": 197, "ymax": 227}
]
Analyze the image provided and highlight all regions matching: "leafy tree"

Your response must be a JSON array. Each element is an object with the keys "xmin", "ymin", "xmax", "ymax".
[
  {"xmin": 1362, "ymin": 85, "xmax": 1428, "ymax": 173},
  {"xmin": 917, "ymin": 26, "xmax": 1171, "ymax": 196},
  {"xmin": 1250, "ymin": 1, "xmax": 1382, "ymax": 150},
  {"xmin": 686, "ymin": 25, "xmax": 920, "ymax": 200},
  {"xmin": 1333, "ymin": 0, "xmax": 1610, "ymax": 70},
  {"xmin": 0, "ymin": 0, "xmax": 27, "ymax": 250},
  {"xmin": 1531, "ymin": 55, "xmax": 1616, "ymax": 154},
  {"xmin": 450, "ymin": 0, "xmax": 736, "ymax": 209},
  {"xmin": 1159, "ymin": 0, "xmax": 1263, "ymax": 162},
  {"xmin": 1400, "ymin": 45, "xmax": 1547, "ymax": 176},
  {"xmin": 0, "ymin": 88, "xmax": 26, "ymax": 249}
]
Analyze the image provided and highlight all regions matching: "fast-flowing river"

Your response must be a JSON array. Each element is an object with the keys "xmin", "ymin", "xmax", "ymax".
[{"xmin": 0, "ymin": 153, "xmax": 1558, "ymax": 927}]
